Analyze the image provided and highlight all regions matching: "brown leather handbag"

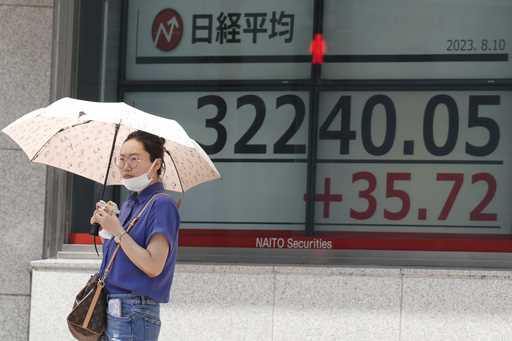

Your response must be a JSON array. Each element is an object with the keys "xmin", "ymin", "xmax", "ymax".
[
  {"xmin": 67, "ymin": 272, "xmax": 107, "ymax": 341},
  {"xmin": 67, "ymin": 193, "xmax": 164, "ymax": 340}
]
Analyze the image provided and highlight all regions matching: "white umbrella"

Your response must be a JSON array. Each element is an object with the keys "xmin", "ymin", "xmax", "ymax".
[{"xmin": 2, "ymin": 97, "xmax": 221, "ymax": 192}]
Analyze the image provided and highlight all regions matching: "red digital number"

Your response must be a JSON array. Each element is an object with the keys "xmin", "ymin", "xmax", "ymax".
[
  {"xmin": 384, "ymin": 173, "xmax": 411, "ymax": 220},
  {"xmin": 350, "ymin": 171, "xmax": 377, "ymax": 220},
  {"xmin": 436, "ymin": 173, "xmax": 464, "ymax": 220},
  {"xmin": 344, "ymin": 171, "xmax": 497, "ymax": 223},
  {"xmin": 470, "ymin": 172, "xmax": 497, "ymax": 221}
]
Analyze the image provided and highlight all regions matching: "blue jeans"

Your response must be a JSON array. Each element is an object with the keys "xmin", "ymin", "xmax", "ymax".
[{"xmin": 101, "ymin": 293, "xmax": 161, "ymax": 341}]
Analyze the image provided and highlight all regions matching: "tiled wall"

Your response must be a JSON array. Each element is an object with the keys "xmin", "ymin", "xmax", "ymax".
[
  {"xmin": 30, "ymin": 261, "xmax": 512, "ymax": 341},
  {"xmin": 0, "ymin": 1, "xmax": 53, "ymax": 340}
]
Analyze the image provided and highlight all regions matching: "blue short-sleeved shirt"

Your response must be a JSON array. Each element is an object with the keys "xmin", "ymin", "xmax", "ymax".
[{"xmin": 99, "ymin": 182, "xmax": 180, "ymax": 303}]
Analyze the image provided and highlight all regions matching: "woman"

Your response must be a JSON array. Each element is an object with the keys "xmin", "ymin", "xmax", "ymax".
[{"xmin": 91, "ymin": 130, "xmax": 180, "ymax": 341}]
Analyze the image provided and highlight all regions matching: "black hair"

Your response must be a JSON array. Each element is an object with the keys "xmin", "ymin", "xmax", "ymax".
[{"xmin": 125, "ymin": 130, "xmax": 166, "ymax": 175}]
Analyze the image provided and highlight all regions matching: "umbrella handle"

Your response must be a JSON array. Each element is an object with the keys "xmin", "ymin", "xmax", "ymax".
[{"xmin": 90, "ymin": 223, "xmax": 100, "ymax": 236}]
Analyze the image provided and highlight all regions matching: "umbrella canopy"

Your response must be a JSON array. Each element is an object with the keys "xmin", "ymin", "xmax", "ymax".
[{"xmin": 2, "ymin": 97, "xmax": 220, "ymax": 192}]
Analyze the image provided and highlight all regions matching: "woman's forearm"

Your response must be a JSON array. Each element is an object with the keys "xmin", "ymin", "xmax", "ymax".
[{"xmin": 115, "ymin": 233, "xmax": 169, "ymax": 278}]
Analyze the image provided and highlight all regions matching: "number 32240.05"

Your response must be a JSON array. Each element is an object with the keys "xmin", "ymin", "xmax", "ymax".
[{"xmin": 196, "ymin": 94, "xmax": 501, "ymax": 158}]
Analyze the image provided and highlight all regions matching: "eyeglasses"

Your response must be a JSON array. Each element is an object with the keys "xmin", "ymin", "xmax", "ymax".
[{"xmin": 114, "ymin": 155, "xmax": 143, "ymax": 169}]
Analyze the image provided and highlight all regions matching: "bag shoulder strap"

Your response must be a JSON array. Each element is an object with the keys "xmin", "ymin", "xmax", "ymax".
[{"xmin": 100, "ymin": 192, "xmax": 166, "ymax": 281}]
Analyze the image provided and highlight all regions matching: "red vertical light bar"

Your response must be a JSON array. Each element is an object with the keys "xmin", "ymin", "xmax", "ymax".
[{"xmin": 309, "ymin": 33, "xmax": 326, "ymax": 64}]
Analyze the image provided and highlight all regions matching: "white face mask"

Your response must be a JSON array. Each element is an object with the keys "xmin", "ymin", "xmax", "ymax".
[{"xmin": 121, "ymin": 172, "xmax": 151, "ymax": 192}]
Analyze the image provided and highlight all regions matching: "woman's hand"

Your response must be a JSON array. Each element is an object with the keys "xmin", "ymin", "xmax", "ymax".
[
  {"xmin": 91, "ymin": 206, "xmax": 124, "ymax": 236},
  {"xmin": 89, "ymin": 204, "xmax": 100, "ymax": 225},
  {"xmin": 90, "ymin": 201, "xmax": 111, "ymax": 224}
]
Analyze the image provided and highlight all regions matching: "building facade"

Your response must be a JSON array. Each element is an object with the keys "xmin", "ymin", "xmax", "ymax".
[
  {"xmin": 1, "ymin": 1, "xmax": 512, "ymax": 340},
  {"xmin": 0, "ymin": 1, "xmax": 53, "ymax": 340}
]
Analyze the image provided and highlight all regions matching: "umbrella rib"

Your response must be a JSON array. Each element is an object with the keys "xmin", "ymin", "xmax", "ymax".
[
  {"xmin": 165, "ymin": 148, "xmax": 185, "ymax": 195},
  {"xmin": 31, "ymin": 129, "xmax": 64, "ymax": 161},
  {"xmin": 30, "ymin": 120, "xmax": 93, "ymax": 161}
]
